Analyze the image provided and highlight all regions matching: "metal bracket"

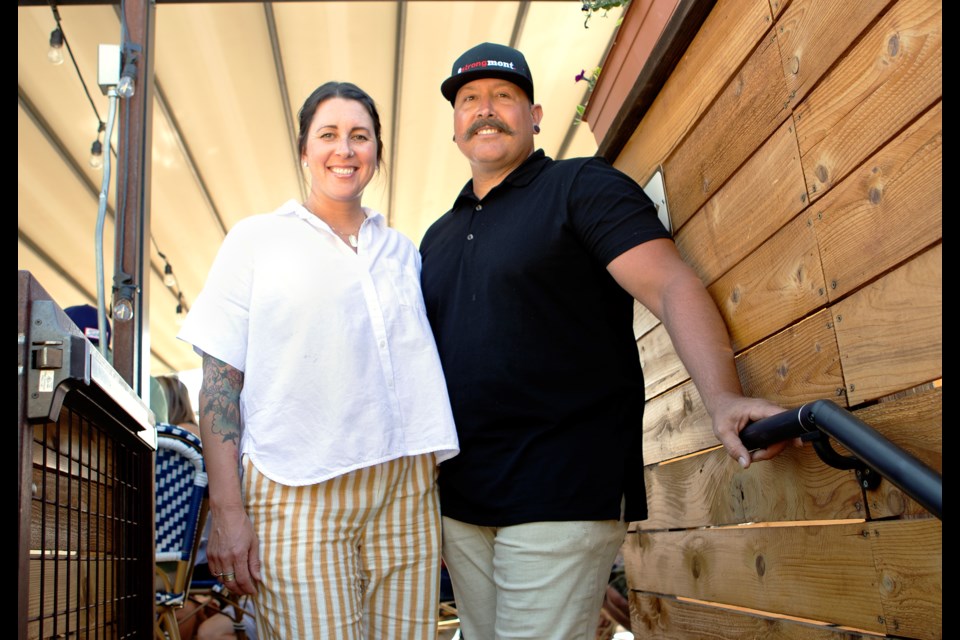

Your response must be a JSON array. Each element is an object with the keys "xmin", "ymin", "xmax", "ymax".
[
  {"xmin": 804, "ymin": 431, "xmax": 881, "ymax": 490},
  {"xmin": 643, "ymin": 167, "xmax": 672, "ymax": 234}
]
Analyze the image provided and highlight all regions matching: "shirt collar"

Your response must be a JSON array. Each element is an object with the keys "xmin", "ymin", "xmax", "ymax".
[
  {"xmin": 277, "ymin": 199, "xmax": 385, "ymax": 228},
  {"xmin": 452, "ymin": 149, "xmax": 550, "ymax": 208}
]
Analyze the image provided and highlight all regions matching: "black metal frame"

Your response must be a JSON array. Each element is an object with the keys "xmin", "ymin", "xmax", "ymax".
[{"xmin": 19, "ymin": 271, "xmax": 156, "ymax": 639}]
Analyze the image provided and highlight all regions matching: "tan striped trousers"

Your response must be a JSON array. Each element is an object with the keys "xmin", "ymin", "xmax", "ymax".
[{"xmin": 242, "ymin": 454, "xmax": 441, "ymax": 639}]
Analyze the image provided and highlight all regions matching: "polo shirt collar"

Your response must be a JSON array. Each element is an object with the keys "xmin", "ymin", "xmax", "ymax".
[{"xmin": 453, "ymin": 149, "xmax": 549, "ymax": 207}]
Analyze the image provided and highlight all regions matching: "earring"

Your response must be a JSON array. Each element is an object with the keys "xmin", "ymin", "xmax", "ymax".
[
  {"xmin": 533, "ymin": 124, "xmax": 541, "ymax": 134},
  {"xmin": 302, "ymin": 161, "xmax": 308, "ymax": 168}
]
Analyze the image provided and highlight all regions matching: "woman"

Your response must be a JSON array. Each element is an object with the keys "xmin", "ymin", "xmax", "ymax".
[
  {"xmin": 155, "ymin": 373, "xmax": 205, "ymax": 638},
  {"xmin": 177, "ymin": 81, "xmax": 459, "ymax": 640},
  {"xmin": 157, "ymin": 374, "xmax": 199, "ymax": 436}
]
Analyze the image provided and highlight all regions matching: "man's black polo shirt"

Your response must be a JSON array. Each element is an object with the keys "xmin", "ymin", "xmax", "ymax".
[{"xmin": 420, "ymin": 150, "xmax": 671, "ymax": 526}]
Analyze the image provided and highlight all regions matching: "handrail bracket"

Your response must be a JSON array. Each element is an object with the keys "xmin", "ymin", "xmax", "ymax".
[{"xmin": 804, "ymin": 431, "xmax": 882, "ymax": 490}]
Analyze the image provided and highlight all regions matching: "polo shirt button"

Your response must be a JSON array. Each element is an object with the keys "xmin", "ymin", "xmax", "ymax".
[
  {"xmin": 475, "ymin": 204, "xmax": 482, "ymax": 211},
  {"xmin": 466, "ymin": 233, "xmax": 474, "ymax": 241}
]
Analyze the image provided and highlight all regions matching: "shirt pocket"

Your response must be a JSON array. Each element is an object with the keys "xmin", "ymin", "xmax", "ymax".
[{"xmin": 383, "ymin": 258, "xmax": 426, "ymax": 311}]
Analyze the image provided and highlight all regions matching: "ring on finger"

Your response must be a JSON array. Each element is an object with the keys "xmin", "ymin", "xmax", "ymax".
[{"xmin": 221, "ymin": 572, "xmax": 236, "ymax": 581}]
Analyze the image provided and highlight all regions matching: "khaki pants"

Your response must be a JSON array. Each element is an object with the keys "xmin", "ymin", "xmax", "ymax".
[{"xmin": 441, "ymin": 516, "xmax": 628, "ymax": 640}]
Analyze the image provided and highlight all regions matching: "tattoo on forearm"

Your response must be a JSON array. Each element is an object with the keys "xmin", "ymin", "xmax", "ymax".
[{"xmin": 200, "ymin": 354, "xmax": 244, "ymax": 445}]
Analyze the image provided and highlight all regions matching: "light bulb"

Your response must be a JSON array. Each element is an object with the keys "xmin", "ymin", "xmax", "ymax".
[
  {"xmin": 47, "ymin": 28, "xmax": 65, "ymax": 65},
  {"xmin": 89, "ymin": 139, "xmax": 103, "ymax": 169},
  {"xmin": 163, "ymin": 264, "xmax": 176, "ymax": 288},
  {"xmin": 113, "ymin": 298, "xmax": 135, "ymax": 322},
  {"xmin": 117, "ymin": 62, "xmax": 137, "ymax": 98},
  {"xmin": 175, "ymin": 303, "xmax": 186, "ymax": 326}
]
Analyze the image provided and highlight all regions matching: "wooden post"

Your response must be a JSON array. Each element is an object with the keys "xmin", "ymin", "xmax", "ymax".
[{"xmin": 112, "ymin": 0, "xmax": 155, "ymax": 398}]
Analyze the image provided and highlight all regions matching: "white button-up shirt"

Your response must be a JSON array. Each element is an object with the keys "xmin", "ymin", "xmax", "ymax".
[{"xmin": 178, "ymin": 200, "xmax": 459, "ymax": 485}]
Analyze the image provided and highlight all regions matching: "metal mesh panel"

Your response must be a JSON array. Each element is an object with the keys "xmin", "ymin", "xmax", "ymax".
[
  {"xmin": 28, "ymin": 405, "xmax": 150, "ymax": 639},
  {"xmin": 20, "ymin": 271, "xmax": 155, "ymax": 639}
]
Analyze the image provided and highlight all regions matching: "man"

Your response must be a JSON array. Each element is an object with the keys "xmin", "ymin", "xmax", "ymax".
[{"xmin": 420, "ymin": 42, "xmax": 790, "ymax": 639}]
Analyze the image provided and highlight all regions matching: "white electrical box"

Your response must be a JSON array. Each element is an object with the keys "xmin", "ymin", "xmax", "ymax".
[{"xmin": 97, "ymin": 44, "xmax": 121, "ymax": 94}]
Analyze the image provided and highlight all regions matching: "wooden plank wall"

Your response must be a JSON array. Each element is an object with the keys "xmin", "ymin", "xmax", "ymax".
[{"xmin": 612, "ymin": 0, "xmax": 941, "ymax": 637}]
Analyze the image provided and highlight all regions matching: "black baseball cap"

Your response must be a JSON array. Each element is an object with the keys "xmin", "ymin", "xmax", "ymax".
[
  {"xmin": 64, "ymin": 303, "xmax": 111, "ymax": 346},
  {"xmin": 440, "ymin": 42, "xmax": 534, "ymax": 106}
]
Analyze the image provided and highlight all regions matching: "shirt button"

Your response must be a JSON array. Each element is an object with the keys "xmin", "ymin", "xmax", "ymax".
[
  {"xmin": 475, "ymin": 204, "xmax": 483, "ymax": 211},
  {"xmin": 466, "ymin": 233, "xmax": 474, "ymax": 241},
  {"xmin": 379, "ymin": 340, "xmax": 386, "ymax": 349}
]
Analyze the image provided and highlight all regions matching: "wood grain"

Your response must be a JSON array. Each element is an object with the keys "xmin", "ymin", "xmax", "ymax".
[
  {"xmin": 639, "ymin": 323, "xmax": 690, "ymax": 398},
  {"xmin": 642, "ymin": 380, "xmax": 714, "ymax": 465},
  {"xmin": 639, "ymin": 443, "xmax": 868, "ymax": 529},
  {"xmin": 632, "ymin": 592, "xmax": 879, "ymax": 639},
  {"xmin": 633, "ymin": 299, "xmax": 660, "ymax": 340},
  {"xmin": 870, "ymin": 518, "xmax": 942, "ymax": 638},
  {"xmin": 30, "ymin": 465, "xmax": 113, "ymax": 552},
  {"xmin": 734, "ymin": 309, "xmax": 846, "ymax": 406},
  {"xmin": 833, "ymin": 244, "xmax": 941, "ymax": 405},
  {"xmin": 813, "ymin": 102, "xmax": 942, "ymax": 301},
  {"xmin": 663, "ymin": 26, "xmax": 792, "ymax": 228},
  {"xmin": 674, "ymin": 117, "xmax": 809, "ymax": 286},
  {"xmin": 794, "ymin": 0, "xmax": 942, "ymax": 200},
  {"xmin": 615, "ymin": 0, "xmax": 773, "ymax": 186},
  {"xmin": 27, "ymin": 555, "xmax": 115, "ymax": 638},
  {"xmin": 625, "ymin": 522, "xmax": 890, "ymax": 632},
  {"xmin": 610, "ymin": 0, "xmax": 942, "ymax": 635},
  {"xmin": 776, "ymin": 0, "xmax": 893, "ymax": 105},
  {"xmin": 709, "ymin": 213, "xmax": 827, "ymax": 352},
  {"xmin": 32, "ymin": 417, "xmax": 115, "ymax": 479}
]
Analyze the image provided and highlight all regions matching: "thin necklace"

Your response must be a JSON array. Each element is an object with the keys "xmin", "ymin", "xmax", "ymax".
[
  {"xmin": 328, "ymin": 221, "xmax": 362, "ymax": 248},
  {"xmin": 305, "ymin": 203, "xmax": 364, "ymax": 248}
]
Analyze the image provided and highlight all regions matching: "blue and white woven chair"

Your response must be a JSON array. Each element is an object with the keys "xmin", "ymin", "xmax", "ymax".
[{"xmin": 154, "ymin": 423, "xmax": 208, "ymax": 640}]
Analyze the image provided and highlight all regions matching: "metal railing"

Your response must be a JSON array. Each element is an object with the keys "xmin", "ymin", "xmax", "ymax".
[{"xmin": 739, "ymin": 399, "xmax": 942, "ymax": 520}]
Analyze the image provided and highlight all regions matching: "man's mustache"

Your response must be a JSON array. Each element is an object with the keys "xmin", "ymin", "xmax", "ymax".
[{"xmin": 464, "ymin": 118, "xmax": 516, "ymax": 139}]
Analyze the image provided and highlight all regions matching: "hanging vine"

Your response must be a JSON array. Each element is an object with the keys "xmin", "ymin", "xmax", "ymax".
[
  {"xmin": 573, "ymin": 1, "xmax": 630, "ymax": 124},
  {"xmin": 581, "ymin": 0, "xmax": 630, "ymax": 28}
]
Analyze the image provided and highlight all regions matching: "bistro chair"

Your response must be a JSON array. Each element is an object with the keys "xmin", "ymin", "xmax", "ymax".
[{"xmin": 154, "ymin": 423, "xmax": 208, "ymax": 640}]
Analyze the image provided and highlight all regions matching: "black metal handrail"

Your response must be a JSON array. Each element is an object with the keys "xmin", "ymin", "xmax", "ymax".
[{"xmin": 739, "ymin": 399, "xmax": 942, "ymax": 520}]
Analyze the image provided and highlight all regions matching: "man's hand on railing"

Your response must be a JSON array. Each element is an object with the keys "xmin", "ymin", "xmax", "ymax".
[{"xmin": 711, "ymin": 393, "xmax": 803, "ymax": 469}]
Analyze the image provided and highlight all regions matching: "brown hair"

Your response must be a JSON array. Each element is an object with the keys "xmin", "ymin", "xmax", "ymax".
[
  {"xmin": 157, "ymin": 374, "xmax": 197, "ymax": 427},
  {"xmin": 297, "ymin": 81, "xmax": 385, "ymax": 169}
]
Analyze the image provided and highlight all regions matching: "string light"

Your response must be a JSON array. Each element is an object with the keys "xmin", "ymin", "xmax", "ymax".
[
  {"xmin": 89, "ymin": 140, "xmax": 103, "ymax": 168},
  {"xmin": 163, "ymin": 263, "xmax": 176, "ymax": 288},
  {"xmin": 89, "ymin": 122, "xmax": 105, "ymax": 168},
  {"xmin": 47, "ymin": 5, "xmax": 189, "ymax": 328},
  {"xmin": 154, "ymin": 243, "xmax": 190, "ymax": 321},
  {"xmin": 47, "ymin": 28, "xmax": 65, "ymax": 65},
  {"xmin": 113, "ymin": 296, "xmax": 134, "ymax": 321},
  {"xmin": 117, "ymin": 58, "xmax": 138, "ymax": 99},
  {"xmin": 175, "ymin": 293, "xmax": 187, "ymax": 326}
]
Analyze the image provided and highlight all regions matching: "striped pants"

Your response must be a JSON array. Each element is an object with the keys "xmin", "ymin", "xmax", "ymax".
[{"xmin": 242, "ymin": 454, "xmax": 441, "ymax": 639}]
